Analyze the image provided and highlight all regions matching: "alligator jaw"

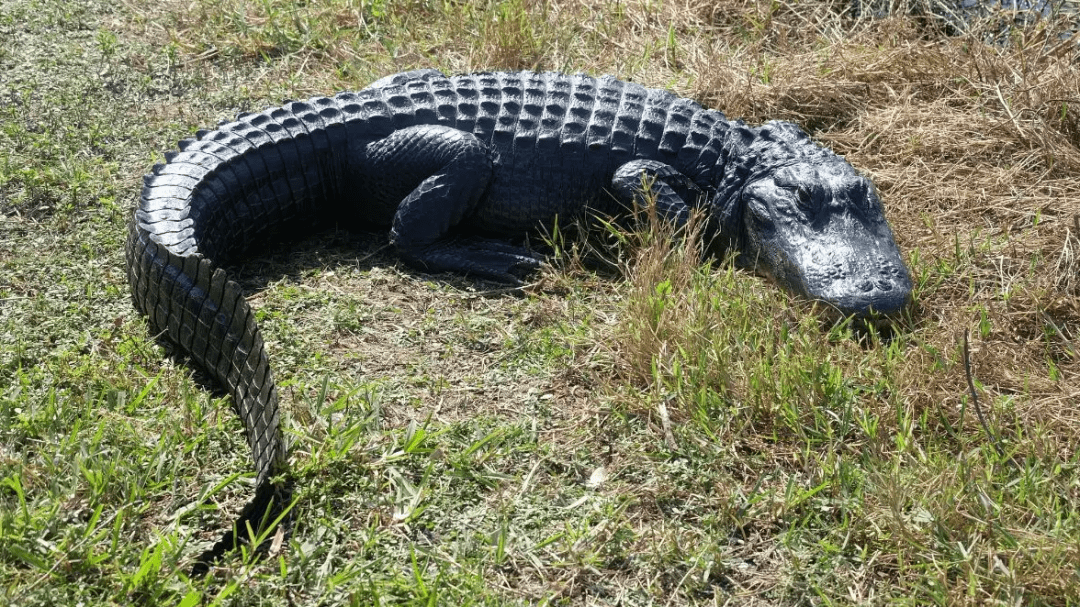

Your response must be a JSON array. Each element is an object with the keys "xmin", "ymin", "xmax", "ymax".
[{"xmin": 737, "ymin": 160, "xmax": 913, "ymax": 317}]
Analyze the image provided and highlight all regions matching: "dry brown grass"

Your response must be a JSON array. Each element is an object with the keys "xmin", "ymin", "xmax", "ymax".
[{"xmin": 628, "ymin": 0, "xmax": 1080, "ymax": 408}]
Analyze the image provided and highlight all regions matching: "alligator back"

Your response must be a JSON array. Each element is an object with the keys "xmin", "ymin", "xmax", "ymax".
[{"xmin": 339, "ymin": 72, "xmax": 732, "ymax": 232}]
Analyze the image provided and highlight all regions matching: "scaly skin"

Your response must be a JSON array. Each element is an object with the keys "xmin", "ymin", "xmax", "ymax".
[{"xmin": 126, "ymin": 70, "xmax": 913, "ymax": 554}]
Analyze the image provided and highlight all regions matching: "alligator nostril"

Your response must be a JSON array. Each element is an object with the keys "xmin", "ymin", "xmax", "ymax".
[
  {"xmin": 876, "ymin": 280, "xmax": 893, "ymax": 291},
  {"xmin": 858, "ymin": 280, "xmax": 874, "ymax": 292}
]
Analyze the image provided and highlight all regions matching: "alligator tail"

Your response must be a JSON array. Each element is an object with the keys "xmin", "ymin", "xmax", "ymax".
[
  {"xmin": 125, "ymin": 228, "xmax": 285, "ymax": 487},
  {"xmin": 125, "ymin": 96, "xmax": 358, "ymax": 560}
]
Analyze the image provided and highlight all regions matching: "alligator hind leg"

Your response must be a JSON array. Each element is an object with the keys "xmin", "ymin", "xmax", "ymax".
[
  {"xmin": 611, "ymin": 159, "xmax": 704, "ymax": 227},
  {"xmin": 362, "ymin": 125, "xmax": 542, "ymax": 283}
]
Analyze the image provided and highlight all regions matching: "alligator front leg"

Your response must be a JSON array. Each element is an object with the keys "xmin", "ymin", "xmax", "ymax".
[
  {"xmin": 611, "ymin": 159, "xmax": 704, "ymax": 227},
  {"xmin": 362, "ymin": 125, "xmax": 542, "ymax": 283}
]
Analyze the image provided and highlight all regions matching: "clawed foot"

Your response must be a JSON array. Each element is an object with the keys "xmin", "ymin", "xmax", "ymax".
[{"xmin": 400, "ymin": 238, "xmax": 544, "ymax": 285}]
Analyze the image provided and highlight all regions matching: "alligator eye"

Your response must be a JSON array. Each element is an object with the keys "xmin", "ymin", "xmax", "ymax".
[{"xmin": 784, "ymin": 185, "xmax": 813, "ymax": 208}]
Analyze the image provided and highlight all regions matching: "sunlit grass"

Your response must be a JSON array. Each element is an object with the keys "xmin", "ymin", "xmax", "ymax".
[{"xmin": 1, "ymin": 0, "xmax": 1078, "ymax": 604}]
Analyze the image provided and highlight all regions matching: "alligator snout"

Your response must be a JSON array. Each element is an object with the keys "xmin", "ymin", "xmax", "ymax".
[{"xmin": 819, "ymin": 267, "xmax": 912, "ymax": 316}]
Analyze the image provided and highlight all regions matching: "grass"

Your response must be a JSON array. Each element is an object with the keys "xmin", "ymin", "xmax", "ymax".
[{"xmin": 2, "ymin": 0, "xmax": 1080, "ymax": 604}]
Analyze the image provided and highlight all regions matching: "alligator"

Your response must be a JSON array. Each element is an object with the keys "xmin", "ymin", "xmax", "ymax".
[{"xmin": 125, "ymin": 69, "xmax": 913, "ymax": 559}]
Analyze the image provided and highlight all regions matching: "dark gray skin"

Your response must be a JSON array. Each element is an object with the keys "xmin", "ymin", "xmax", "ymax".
[{"xmin": 126, "ymin": 70, "xmax": 912, "ymax": 556}]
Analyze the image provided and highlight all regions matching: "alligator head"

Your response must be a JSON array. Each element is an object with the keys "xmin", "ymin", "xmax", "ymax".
[
  {"xmin": 709, "ymin": 121, "xmax": 912, "ymax": 317},
  {"xmin": 735, "ymin": 160, "xmax": 912, "ymax": 316}
]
